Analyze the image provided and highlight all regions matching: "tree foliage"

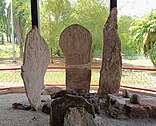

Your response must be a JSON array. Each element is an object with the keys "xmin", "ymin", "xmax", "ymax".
[
  {"xmin": 40, "ymin": 0, "xmax": 109, "ymax": 58},
  {"xmin": 130, "ymin": 10, "xmax": 156, "ymax": 67},
  {"xmin": 118, "ymin": 16, "xmax": 135, "ymax": 56},
  {"xmin": 2, "ymin": 0, "xmax": 154, "ymax": 61},
  {"xmin": 0, "ymin": 0, "xmax": 7, "ymax": 44},
  {"xmin": 40, "ymin": 0, "xmax": 72, "ymax": 61},
  {"xmin": 12, "ymin": 0, "xmax": 31, "ymax": 57}
]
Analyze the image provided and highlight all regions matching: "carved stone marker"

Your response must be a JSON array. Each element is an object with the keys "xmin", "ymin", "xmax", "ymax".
[
  {"xmin": 21, "ymin": 26, "xmax": 50, "ymax": 110},
  {"xmin": 98, "ymin": 8, "xmax": 122, "ymax": 97},
  {"xmin": 60, "ymin": 24, "xmax": 92, "ymax": 92}
]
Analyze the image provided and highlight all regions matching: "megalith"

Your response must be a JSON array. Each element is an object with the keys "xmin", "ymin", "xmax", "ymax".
[
  {"xmin": 50, "ymin": 94, "xmax": 95, "ymax": 126},
  {"xmin": 21, "ymin": 26, "xmax": 50, "ymax": 110},
  {"xmin": 64, "ymin": 107, "xmax": 95, "ymax": 126},
  {"xmin": 60, "ymin": 24, "xmax": 92, "ymax": 92},
  {"xmin": 98, "ymin": 8, "xmax": 122, "ymax": 97}
]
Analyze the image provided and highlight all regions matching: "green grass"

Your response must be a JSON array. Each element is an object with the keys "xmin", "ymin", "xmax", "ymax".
[
  {"xmin": 0, "ymin": 70, "xmax": 155, "ymax": 89},
  {"xmin": 0, "ymin": 42, "xmax": 20, "ymax": 58}
]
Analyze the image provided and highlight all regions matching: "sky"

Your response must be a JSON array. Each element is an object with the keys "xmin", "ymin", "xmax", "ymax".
[
  {"xmin": 6, "ymin": 0, "xmax": 156, "ymax": 17},
  {"xmin": 70, "ymin": 0, "xmax": 156, "ymax": 17},
  {"xmin": 118, "ymin": 0, "xmax": 156, "ymax": 17}
]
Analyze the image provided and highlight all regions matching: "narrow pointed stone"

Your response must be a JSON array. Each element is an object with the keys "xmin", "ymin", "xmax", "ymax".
[
  {"xmin": 98, "ymin": 8, "xmax": 122, "ymax": 97},
  {"xmin": 21, "ymin": 26, "xmax": 50, "ymax": 110}
]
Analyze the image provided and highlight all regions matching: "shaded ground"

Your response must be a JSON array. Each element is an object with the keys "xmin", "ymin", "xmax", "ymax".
[
  {"xmin": 0, "ymin": 57, "xmax": 154, "ymax": 68},
  {"xmin": 0, "ymin": 93, "xmax": 156, "ymax": 126},
  {"xmin": 0, "ymin": 93, "xmax": 49, "ymax": 126}
]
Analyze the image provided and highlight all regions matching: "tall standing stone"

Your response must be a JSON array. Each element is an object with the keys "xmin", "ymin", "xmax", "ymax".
[
  {"xmin": 21, "ymin": 26, "xmax": 50, "ymax": 110},
  {"xmin": 98, "ymin": 8, "xmax": 122, "ymax": 97},
  {"xmin": 60, "ymin": 24, "xmax": 92, "ymax": 92}
]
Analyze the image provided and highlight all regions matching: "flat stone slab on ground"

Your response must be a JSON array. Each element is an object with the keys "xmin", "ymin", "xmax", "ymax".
[{"xmin": 107, "ymin": 94, "xmax": 156, "ymax": 119}]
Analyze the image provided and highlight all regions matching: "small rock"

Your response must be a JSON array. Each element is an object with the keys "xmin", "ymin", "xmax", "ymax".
[
  {"xmin": 122, "ymin": 89, "xmax": 130, "ymax": 98},
  {"xmin": 12, "ymin": 101, "xmax": 31, "ymax": 110},
  {"xmin": 41, "ymin": 86, "xmax": 63, "ymax": 95},
  {"xmin": 42, "ymin": 102, "xmax": 51, "ymax": 114},
  {"xmin": 130, "ymin": 94, "xmax": 141, "ymax": 104}
]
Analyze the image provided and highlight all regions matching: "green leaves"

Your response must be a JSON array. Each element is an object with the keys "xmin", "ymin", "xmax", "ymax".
[
  {"xmin": 130, "ymin": 9, "xmax": 156, "ymax": 67},
  {"xmin": 40, "ymin": 0, "xmax": 109, "ymax": 57},
  {"xmin": 0, "ymin": 0, "xmax": 7, "ymax": 36}
]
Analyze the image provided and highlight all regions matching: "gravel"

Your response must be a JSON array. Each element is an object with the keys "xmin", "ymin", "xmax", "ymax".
[
  {"xmin": 0, "ymin": 93, "xmax": 156, "ymax": 126},
  {"xmin": 0, "ymin": 93, "xmax": 49, "ymax": 126}
]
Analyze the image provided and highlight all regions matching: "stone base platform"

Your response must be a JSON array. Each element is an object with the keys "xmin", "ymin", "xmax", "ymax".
[{"xmin": 107, "ymin": 94, "xmax": 156, "ymax": 119}]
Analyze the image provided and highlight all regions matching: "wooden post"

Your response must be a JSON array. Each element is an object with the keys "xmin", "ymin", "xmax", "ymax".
[
  {"xmin": 30, "ymin": 0, "xmax": 40, "ymax": 32},
  {"xmin": 110, "ymin": 0, "xmax": 117, "ymax": 11}
]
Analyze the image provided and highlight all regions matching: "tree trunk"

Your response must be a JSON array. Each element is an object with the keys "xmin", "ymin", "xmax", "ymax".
[
  {"xmin": 19, "ymin": 43, "xmax": 24, "ymax": 58},
  {"xmin": 1, "ymin": 35, "xmax": 4, "ymax": 44},
  {"xmin": 98, "ymin": 8, "xmax": 122, "ymax": 98},
  {"xmin": 14, "ymin": 17, "xmax": 24, "ymax": 58},
  {"xmin": 151, "ymin": 59, "xmax": 156, "ymax": 68},
  {"xmin": 50, "ymin": 47, "xmax": 54, "ymax": 63},
  {"xmin": 7, "ymin": 5, "xmax": 11, "ymax": 43}
]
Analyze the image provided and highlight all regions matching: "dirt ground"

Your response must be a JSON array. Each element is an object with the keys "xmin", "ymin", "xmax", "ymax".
[
  {"xmin": 0, "ymin": 93, "xmax": 156, "ymax": 126},
  {"xmin": 0, "ymin": 58, "xmax": 156, "ymax": 126},
  {"xmin": 0, "ymin": 57, "xmax": 154, "ymax": 68}
]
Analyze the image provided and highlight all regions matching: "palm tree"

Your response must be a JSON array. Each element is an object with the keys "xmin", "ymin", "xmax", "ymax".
[{"xmin": 130, "ymin": 10, "xmax": 156, "ymax": 67}]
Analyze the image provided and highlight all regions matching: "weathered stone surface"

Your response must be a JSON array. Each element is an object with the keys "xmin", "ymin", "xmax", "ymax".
[
  {"xmin": 128, "ymin": 97, "xmax": 156, "ymax": 118},
  {"xmin": 41, "ymin": 86, "xmax": 63, "ymax": 95},
  {"xmin": 108, "ymin": 94, "xmax": 156, "ymax": 119},
  {"xmin": 41, "ymin": 86, "xmax": 63, "ymax": 99},
  {"xmin": 51, "ymin": 89, "xmax": 78, "ymax": 99},
  {"xmin": 42, "ymin": 102, "xmax": 51, "ymax": 114},
  {"xmin": 12, "ymin": 100, "xmax": 31, "ymax": 110},
  {"xmin": 21, "ymin": 26, "xmax": 50, "ymax": 110},
  {"xmin": 50, "ymin": 94, "xmax": 95, "ymax": 126},
  {"xmin": 148, "ymin": 106, "xmax": 156, "ymax": 118},
  {"xmin": 107, "ymin": 94, "xmax": 128, "ymax": 119},
  {"xmin": 60, "ymin": 24, "xmax": 92, "ymax": 92},
  {"xmin": 64, "ymin": 107, "xmax": 105, "ymax": 126},
  {"xmin": 130, "ymin": 94, "xmax": 141, "ymax": 104},
  {"xmin": 125, "ymin": 101, "xmax": 149, "ymax": 118},
  {"xmin": 93, "ymin": 116, "xmax": 105, "ymax": 126},
  {"xmin": 79, "ymin": 93, "xmax": 100, "ymax": 114},
  {"xmin": 50, "ymin": 90, "xmax": 100, "ymax": 114},
  {"xmin": 98, "ymin": 7, "xmax": 122, "ymax": 97},
  {"xmin": 64, "ymin": 107, "xmax": 95, "ymax": 126}
]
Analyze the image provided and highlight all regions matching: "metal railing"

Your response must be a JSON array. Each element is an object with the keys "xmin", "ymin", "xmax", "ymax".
[{"xmin": 0, "ymin": 66, "xmax": 156, "ymax": 91}]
